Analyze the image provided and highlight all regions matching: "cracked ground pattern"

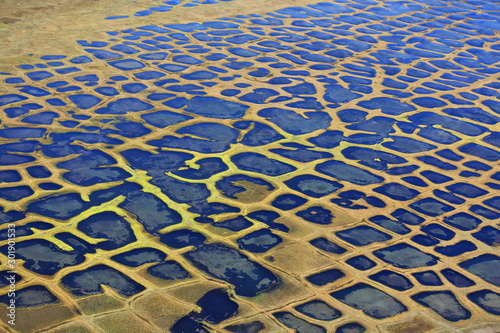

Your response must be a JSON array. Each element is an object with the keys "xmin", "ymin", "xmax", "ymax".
[{"xmin": 1, "ymin": 0, "xmax": 500, "ymax": 332}]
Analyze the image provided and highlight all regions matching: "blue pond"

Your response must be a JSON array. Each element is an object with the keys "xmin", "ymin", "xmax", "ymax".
[
  {"xmin": 411, "ymin": 291, "xmax": 471, "ymax": 321},
  {"xmin": 284, "ymin": 174, "xmax": 343, "ymax": 198},
  {"xmin": 373, "ymin": 243, "xmax": 438, "ymax": 269},
  {"xmin": 307, "ymin": 269, "xmax": 345, "ymax": 286},
  {"xmin": 184, "ymin": 243, "xmax": 278, "ymax": 296},
  {"xmin": 459, "ymin": 254, "xmax": 500, "ymax": 286},
  {"xmin": 336, "ymin": 225, "xmax": 391, "ymax": 246},
  {"xmin": 111, "ymin": 248, "xmax": 166, "ymax": 267},
  {"xmin": 467, "ymin": 290, "xmax": 500, "ymax": 315},
  {"xmin": 310, "ymin": 237, "xmax": 346, "ymax": 254},
  {"xmin": 237, "ymin": 229, "xmax": 282, "ymax": 253},
  {"xmin": 78, "ymin": 212, "xmax": 136, "ymax": 250},
  {"xmin": 184, "ymin": 96, "xmax": 249, "ymax": 118},
  {"xmin": 346, "ymin": 255, "xmax": 376, "ymax": 271},
  {"xmin": 231, "ymin": 152, "xmax": 296, "ymax": 176},
  {"xmin": 412, "ymin": 271, "xmax": 443, "ymax": 286},
  {"xmin": 147, "ymin": 261, "xmax": 192, "ymax": 280},
  {"xmin": 2, "ymin": 239, "xmax": 85, "ymax": 275},
  {"xmin": 0, "ymin": 286, "xmax": 59, "ymax": 308},
  {"xmin": 331, "ymin": 283, "xmax": 407, "ymax": 319},
  {"xmin": 273, "ymin": 312, "xmax": 326, "ymax": 333},
  {"xmin": 61, "ymin": 264, "xmax": 145, "ymax": 296},
  {"xmin": 295, "ymin": 299, "xmax": 342, "ymax": 321},
  {"xmin": 160, "ymin": 229, "xmax": 206, "ymax": 248},
  {"xmin": 369, "ymin": 270, "xmax": 413, "ymax": 291}
]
